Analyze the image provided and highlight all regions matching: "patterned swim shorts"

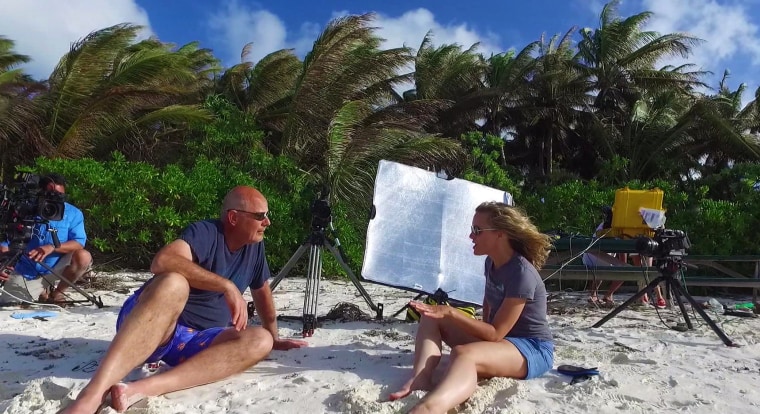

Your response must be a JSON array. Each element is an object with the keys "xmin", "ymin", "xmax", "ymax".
[{"xmin": 116, "ymin": 288, "xmax": 225, "ymax": 367}]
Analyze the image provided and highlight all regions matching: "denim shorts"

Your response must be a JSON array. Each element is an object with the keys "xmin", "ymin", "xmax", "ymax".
[
  {"xmin": 506, "ymin": 337, "xmax": 554, "ymax": 379},
  {"xmin": 116, "ymin": 288, "xmax": 225, "ymax": 367}
]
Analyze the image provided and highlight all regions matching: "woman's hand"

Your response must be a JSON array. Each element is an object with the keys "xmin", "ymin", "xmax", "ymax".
[{"xmin": 408, "ymin": 300, "xmax": 451, "ymax": 319}]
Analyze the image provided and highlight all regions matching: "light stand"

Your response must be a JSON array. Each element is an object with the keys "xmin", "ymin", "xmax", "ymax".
[
  {"xmin": 592, "ymin": 256, "xmax": 736, "ymax": 347},
  {"xmin": 268, "ymin": 199, "xmax": 383, "ymax": 337}
]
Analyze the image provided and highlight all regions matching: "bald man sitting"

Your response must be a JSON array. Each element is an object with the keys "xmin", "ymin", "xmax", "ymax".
[{"xmin": 62, "ymin": 186, "xmax": 308, "ymax": 414}]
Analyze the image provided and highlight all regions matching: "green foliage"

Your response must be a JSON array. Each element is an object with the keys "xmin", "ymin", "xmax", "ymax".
[
  {"xmin": 521, "ymin": 180, "xmax": 613, "ymax": 234},
  {"xmin": 520, "ymin": 175, "xmax": 760, "ymax": 259},
  {"xmin": 460, "ymin": 132, "xmax": 521, "ymax": 198}
]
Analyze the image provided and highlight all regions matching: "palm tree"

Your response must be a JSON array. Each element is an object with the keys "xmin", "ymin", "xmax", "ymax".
[
  {"xmin": 0, "ymin": 37, "xmax": 42, "ymax": 178},
  {"xmin": 217, "ymin": 44, "xmax": 302, "ymax": 154},
  {"xmin": 576, "ymin": 0, "xmax": 704, "ymax": 117},
  {"xmin": 571, "ymin": 0, "xmax": 708, "ymax": 180},
  {"xmin": 479, "ymin": 44, "xmax": 538, "ymax": 137},
  {"xmin": 402, "ymin": 32, "xmax": 487, "ymax": 137},
  {"xmin": 518, "ymin": 28, "xmax": 590, "ymax": 178},
  {"xmin": 8, "ymin": 24, "xmax": 213, "ymax": 164},
  {"xmin": 280, "ymin": 13, "xmax": 464, "ymax": 211},
  {"xmin": 684, "ymin": 71, "xmax": 760, "ymax": 176}
]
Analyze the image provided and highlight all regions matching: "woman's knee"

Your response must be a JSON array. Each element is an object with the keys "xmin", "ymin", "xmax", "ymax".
[{"xmin": 450, "ymin": 344, "xmax": 477, "ymax": 360}]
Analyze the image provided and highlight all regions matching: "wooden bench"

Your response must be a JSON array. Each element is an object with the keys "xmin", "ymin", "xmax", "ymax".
[
  {"xmin": 539, "ymin": 265, "xmax": 760, "ymax": 288},
  {"xmin": 546, "ymin": 236, "xmax": 760, "ymax": 306}
]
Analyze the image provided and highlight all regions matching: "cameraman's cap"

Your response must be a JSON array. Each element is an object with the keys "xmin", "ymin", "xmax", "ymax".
[{"xmin": 39, "ymin": 173, "xmax": 67, "ymax": 190}]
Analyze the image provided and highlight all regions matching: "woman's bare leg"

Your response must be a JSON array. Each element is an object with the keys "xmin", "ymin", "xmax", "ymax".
[
  {"xmin": 390, "ymin": 315, "xmax": 478, "ymax": 400},
  {"xmin": 410, "ymin": 340, "xmax": 527, "ymax": 414}
]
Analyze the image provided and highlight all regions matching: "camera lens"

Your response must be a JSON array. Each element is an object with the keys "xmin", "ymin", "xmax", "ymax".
[
  {"xmin": 635, "ymin": 237, "xmax": 658, "ymax": 256},
  {"xmin": 40, "ymin": 202, "xmax": 61, "ymax": 221}
]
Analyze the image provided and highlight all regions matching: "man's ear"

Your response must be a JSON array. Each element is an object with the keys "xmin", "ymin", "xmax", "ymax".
[{"xmin": 225, "ymin": 210, "xmax": 237, "ymax": 225}]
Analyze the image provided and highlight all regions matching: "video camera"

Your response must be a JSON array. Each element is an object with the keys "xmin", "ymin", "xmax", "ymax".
[
  {"xmin": 0, "ymin": 173, "xmax": 66, "ymax": 251},
  {"xmin": 310, "ymin": 198, "xmax": 332, "ymax": 231},
  {"xmin": 635, "ymin": 228, "xmax": 691, "ymax": 258}
]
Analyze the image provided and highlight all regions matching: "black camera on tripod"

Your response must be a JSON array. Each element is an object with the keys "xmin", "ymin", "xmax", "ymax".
[
  {"xmin": 1, "ymin": 173, "xmax": 66, "ymax": 250},
  {"xmin": 635, "ymin": 228, "xmax": 691, "ymax": 259},
  {"xmin": 310, "ymin": 198, "xmax": 332, "ymax": 231}
]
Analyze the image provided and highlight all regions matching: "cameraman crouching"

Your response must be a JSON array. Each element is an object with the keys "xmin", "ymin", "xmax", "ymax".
[{"xmin": 0, "ymin": 174, "xmax": 92, "ymax": 306}]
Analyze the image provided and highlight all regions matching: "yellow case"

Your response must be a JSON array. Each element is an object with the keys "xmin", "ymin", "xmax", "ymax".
[{"xmin": 605, "ymin": 187, "xmax": 664, "ymax": 239}]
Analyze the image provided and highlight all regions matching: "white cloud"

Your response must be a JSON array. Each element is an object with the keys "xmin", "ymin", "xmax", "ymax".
[
  {"xmin": 208, "ymin": 1, "xmax": 289, "ymax": 65},
  {"xmin": 370, "ymin": 9, "xmax": 504, "ymax": 94},
  {"xmin": 638, "ymin": 0, "xmax": 760, "ymax": 72},
  {"xmin": 372, "ymin": 9, "xmax": 502, "ymax": 58},
  {"xmin": 0, "ymin": 0, "xmax": 152, "ymax": 79},
  {"xmin": 208, "ymin": 4, "xmax": 504, "ymax": 71}
]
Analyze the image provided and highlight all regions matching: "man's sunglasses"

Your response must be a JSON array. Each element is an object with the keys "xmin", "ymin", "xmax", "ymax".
[
  {"xmin": 471, "ymin": 225, "xmax": 497, "ymax": 236},
  {"xmin": 229, "ymin": 209, "xmax": 269, "ymax": 221}
]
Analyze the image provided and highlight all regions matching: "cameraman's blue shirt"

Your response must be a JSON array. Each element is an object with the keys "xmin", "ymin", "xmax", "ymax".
[
  {"xmin": 174, "ymin": 219, "xmax": 270, "ymax": 331},
  {"xmin": 1, "ymin": 202, "xmax": 87, "ymax": 279}
]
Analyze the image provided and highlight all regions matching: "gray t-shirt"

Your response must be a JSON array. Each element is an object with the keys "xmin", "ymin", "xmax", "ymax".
[{"xmin": 484, "ymin": 254, "xmax": 552, "ymax": 341}]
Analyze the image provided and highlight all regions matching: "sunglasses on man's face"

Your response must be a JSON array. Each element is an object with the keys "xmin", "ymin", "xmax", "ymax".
[
  {"xmin": 229, "ymin": 209, "xmax": 269, "ymax": 221},
  {"xmin": 470, "ymin": 225, "xmax": 497, "ymax": 236}
]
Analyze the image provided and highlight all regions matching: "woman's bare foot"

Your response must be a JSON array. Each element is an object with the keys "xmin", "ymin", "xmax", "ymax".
[
  {"xmin": 389, "ymin": 374, "xmax": 432, "ymax": 401},
  {"xmin": 110, "ymin": 383, "xmax": 147, "ymax": 412},
  {"xmin": 58, "ymin": 388, "xmax": 109, "ymax": 414}
]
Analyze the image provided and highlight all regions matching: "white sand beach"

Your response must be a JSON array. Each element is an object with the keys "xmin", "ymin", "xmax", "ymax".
[{"xmin": 2, "ymin": 273, "xmax": 760, "ymax": 413}]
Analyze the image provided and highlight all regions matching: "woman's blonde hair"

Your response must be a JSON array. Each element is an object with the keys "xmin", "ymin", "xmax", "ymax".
[{"xmin": 475, "ymin": 201, "xmax": 553, "ymax": 269}]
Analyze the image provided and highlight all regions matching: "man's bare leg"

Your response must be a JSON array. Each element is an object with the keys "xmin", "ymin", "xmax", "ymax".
[
  {"xmin": 60, "ymin": 272, "xmax": 189, "ymax": 414},
  {"xmin": 110, "ymin": 326, "xmax": 274, "ymax": 412},
  {"xmin": 53, "ymin": 249, "xmax": 93, "ymax": 297}
]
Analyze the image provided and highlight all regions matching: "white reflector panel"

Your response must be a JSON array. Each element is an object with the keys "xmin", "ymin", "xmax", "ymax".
[{"xmin": 361, "ymin": 160, "xmax": 512, "ymax": 305}]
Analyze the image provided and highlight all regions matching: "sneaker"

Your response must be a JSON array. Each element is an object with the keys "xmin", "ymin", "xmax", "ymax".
[{"xmin": 655, "ymin": 298, "xmax": 667, "ymax": 309}]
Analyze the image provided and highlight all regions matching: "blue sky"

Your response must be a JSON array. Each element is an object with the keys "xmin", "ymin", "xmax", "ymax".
[{"xmin": 3, "ymin": 0, "xmax": 760, "ymax": 101}]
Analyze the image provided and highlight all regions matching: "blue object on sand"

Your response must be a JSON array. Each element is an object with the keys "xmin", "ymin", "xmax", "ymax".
[
  {"xmin": 557, "ymin": 365, "xmax": 600, "ymax": 385},
  {"xmin": 557, "ymin": 365, "xmax": 600, "ymax": 377},
  {"xmin": 10, "ymin": 310, "xmax": 58, "ymax": 319}
]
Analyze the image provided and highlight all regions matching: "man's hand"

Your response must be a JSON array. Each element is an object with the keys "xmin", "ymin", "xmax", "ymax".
[
  {"xmin": 273, "ymin": 338, "xmax": 309, "ymax": 351},
  {"xmin": 223, "ymin": 282, "xmax": 248, "ymax": 331},
  {"xmin": 1, "ymin": 267, "xmax": 12, "ymax": 282},
  {"xmin": 27, "ymin": 245, "xmax": 55, "ymax": 262}
]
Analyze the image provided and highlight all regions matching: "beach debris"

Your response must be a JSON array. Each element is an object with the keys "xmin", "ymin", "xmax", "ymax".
[{"xmin": 324, "ymin": 302, "xmax": 371, "ymax": 322}]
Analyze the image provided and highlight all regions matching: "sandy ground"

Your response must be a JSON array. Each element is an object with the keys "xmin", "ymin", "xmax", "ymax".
[{"xmin": 2, "ymin": 272, "xmax": 760, "ymax": 413}]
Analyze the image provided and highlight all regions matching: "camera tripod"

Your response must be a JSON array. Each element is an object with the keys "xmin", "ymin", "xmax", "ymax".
[
  {"xmin": 0, "ymin": 249, "xmax": 104, "ymax": 309},
  {"xmin": 592, "ymin": 256, "xmax": 736, "ymax": 347},
  {"xmin": 269, "ymin": 221, "xmax": 383, "ymax": 337}
]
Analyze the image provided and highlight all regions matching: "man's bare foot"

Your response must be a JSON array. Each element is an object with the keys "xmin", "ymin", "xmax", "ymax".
[
  {"xmin": 389, "ymin": 375, "xmax": 432, "ymax": 401},
  {"xmin": 110, "ymin": 383, "xmax": 147, "ymax": 412}
]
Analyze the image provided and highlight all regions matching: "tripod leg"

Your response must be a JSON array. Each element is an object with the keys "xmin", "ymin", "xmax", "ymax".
[
  {"xmin": 270, "ymin": 244, "xmax": 308, "ymax": 290},
  {"xmin": 391, "ymin": 293, "xmax": 424, "ymax": 318},
  {"xmin": 667, "ymin": 279, "xmax": 693, "ymax": 330},
  {"xmin": 324, "ymin": 241, "xmax": 384, "ymax": 319},
  {"xmin": 592, "ymin": 277, "xmax": 665, "ymax": 328},
  {"xmin": 669, "ymin": 280, "xmax": 736, "ymax": 347},
  {"xmin": 37, "ymin": 262, "xmax": 104, "ymax": 308},
  {"xmin": 302, "ymin": 244, "xmax": 322, "ymax": 337}
]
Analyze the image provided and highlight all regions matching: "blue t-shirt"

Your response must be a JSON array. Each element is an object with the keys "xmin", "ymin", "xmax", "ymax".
[
  {"xmin": 484, "ymin": 254, "xmax": 552, "ymax": 341},
  {"xmin": 1, "ymin": 202, "xmax": 87, "ymax": 279},
  {"xmin": 174, "ymin": 220, "xmax": 271, "ymax": 331}
]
